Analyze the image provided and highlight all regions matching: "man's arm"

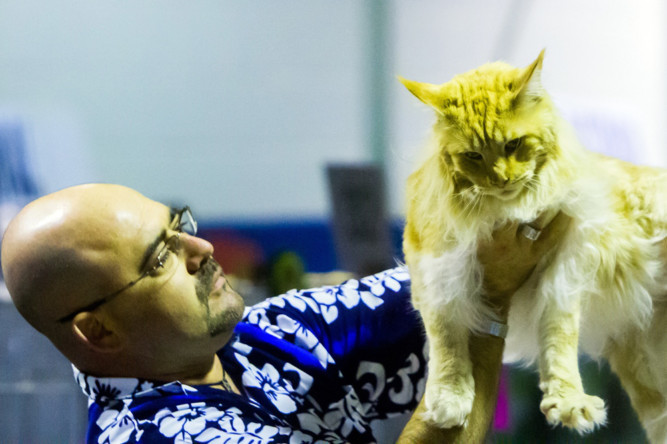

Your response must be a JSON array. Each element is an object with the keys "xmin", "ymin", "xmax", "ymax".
[
  {"xmin": 398, "ymin": 212, "xmax": 571, "ymax": 443},
  {"xmin": 398, "ymin": 333, "xmax": 506, "ymax": 443}
]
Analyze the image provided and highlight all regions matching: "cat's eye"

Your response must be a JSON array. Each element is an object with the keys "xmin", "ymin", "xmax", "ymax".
[
  {"xmin": 464, "ymin": 152, "xmax": 483, "ymax": 160},
  {"xmin": 505, "ymin": 138, "xmax": 523, "ymax": 155}
]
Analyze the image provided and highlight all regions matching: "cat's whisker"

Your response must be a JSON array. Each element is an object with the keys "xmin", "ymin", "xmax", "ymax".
[
  {"xmin": 457, "ymin": 190, "xmax": 480, "ymax": 216},
  {"xmin": 464, "ymin": 194, "xmax": 484, "ymax": 218},
  {"xmin": 522, "ymin": 182, "xmax": 538, "ymax": 193},
  {"xmin": 521, "ymin": 177, "xmax": 540, "ymax": 193}
]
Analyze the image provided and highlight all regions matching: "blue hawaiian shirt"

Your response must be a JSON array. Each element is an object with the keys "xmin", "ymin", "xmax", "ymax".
[{"xmin": 75, "ymin": 267, "xmax": 427, "ymax": 443}]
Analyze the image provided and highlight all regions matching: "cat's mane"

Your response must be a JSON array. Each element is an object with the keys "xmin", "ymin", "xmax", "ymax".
[{"xmin": 407, "ymin": 110, "xmax": 587, "ymax": 246}]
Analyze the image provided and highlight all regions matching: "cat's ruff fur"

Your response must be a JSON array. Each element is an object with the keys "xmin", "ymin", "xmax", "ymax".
[{"xmin": 401, "ymin": 51, "xmax": 667, "ymax": 442}]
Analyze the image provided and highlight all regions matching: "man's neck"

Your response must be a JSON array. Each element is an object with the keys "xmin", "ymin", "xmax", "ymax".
[
  {"xmin": 176, "ymin": 354, "xmax": 240, "ymax": 394},
  {"xmin": 78, "ymin": 353, "xmax": 241, "ymax": 393}
]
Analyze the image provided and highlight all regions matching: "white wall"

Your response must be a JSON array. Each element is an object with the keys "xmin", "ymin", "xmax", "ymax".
[
  {"xmin": 0, "ymin": 0, "xmax": 665, "ymax": 220},
  {"xmin": 0, "ymin": 0, "xmax": 370, "ymax": 219},
  {"xmin": 389, "ymin": 0, "xmax": 667, "ymax": 215}
]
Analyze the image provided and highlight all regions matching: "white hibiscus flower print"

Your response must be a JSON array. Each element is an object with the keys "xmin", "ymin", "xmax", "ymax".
[
  {"xmin": 296, "ymin": 389, "xmax": 367, "ymax": 440},
  {"xmin": 276, "ymin": 315, "xmax": 334, "ymax": 368},
  {"xmin": 244, "ymin": 307, "xmax": 285, "ymax": 340},
  {"xmin": 360, "ymin": 267, "xmax": 409, "ymax": 297},
  {"xmin": 154, "ymin": 402, "xmax": 225, "ymax": 442},
  {"xmin": 296, "ymin": 410, "xmax": 330, "ymax": 437},
  {"xmin": 238, "ymin": 356, "xmax": 298, "ymax": 414},
  {"xmin": 288, "ymin": 429, "xmax": 315, "ymax": 444},
  {"xmin": 309, "ymin": 279, "xmax": 383, "ymax": 324},
  {"xmin": 96, "ymin": 400, "xmax": 143, "ymax": 444},
  {"xmin": 195, "ymin": 408, "xmax": 280, "ymax": 444},
  {"xmin": 322, "ymin": 391, "xmax": 367, "ymax": 437},
  {"xmin": 269, "ymin": 289, "xmax": 320, "ymax": 314}
]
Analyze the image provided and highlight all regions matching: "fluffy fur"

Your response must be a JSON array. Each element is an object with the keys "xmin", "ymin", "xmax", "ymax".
[{"xmin": 401, "ymin": 51, "xmax": 667, "ymax": 442}]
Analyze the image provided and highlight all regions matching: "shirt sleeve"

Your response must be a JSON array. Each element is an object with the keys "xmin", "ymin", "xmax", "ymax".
[
  {"xmin": 294, "ymin": 268, "xmax": 422, "ymax": 375},
  {"xmin": 244, "ymin": 266, "xmax": 428, "ymax": 420}
]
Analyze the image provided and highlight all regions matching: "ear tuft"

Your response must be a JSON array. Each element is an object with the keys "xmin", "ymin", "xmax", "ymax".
[{"xmin": 516, "ymin": 49, "xmax": 546, "ymax": 104}]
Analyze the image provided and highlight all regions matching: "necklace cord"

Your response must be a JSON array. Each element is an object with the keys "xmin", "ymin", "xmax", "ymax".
[{"xmin": 198, "ymin": 367, "xmax": 233, "ymax": 391}]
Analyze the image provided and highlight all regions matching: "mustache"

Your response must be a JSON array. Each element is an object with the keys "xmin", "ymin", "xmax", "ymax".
[
  {"xmin": 195, "ymin": 257, "xmax": 222, "ymax": 303},
  {"xmin": 199, "ymin": 256, "xmax": 221, "ymax": 280}
]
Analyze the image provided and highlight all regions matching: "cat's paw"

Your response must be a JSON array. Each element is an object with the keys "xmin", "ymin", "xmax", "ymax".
[
  {"xmin": 422, "ymin": 382, "xmax": 475, "ymax": 429},
  {"xmin": 540, "ymin": 392, "xmax": 607, "ymax": 434}
]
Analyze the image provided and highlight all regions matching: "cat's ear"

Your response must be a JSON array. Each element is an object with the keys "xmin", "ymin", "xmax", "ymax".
[
  {"xmin": 398, "ymin": 76, "xmax": 446, "ymax": 115},
  {"xmin": 515, "ymin": 49, "xmax": 545, "ymax": 105}
]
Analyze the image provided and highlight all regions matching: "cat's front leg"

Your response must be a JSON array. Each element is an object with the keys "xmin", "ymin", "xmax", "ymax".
[
  {"xmin": 421, "ymin": 308, "xmax": 475, "ymax": 428},
  {"xmin": 538, "ymin": 296, "xmax": 607, "ymax": 434}
]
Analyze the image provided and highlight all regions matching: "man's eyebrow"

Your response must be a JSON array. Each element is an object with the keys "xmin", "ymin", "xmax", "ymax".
[{"xmin": 138, "ymin": 207, "xmax": 176, "ymax": 271}]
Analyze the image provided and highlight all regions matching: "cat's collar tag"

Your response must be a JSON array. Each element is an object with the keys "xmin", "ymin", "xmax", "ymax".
[{"xmin": 480, "ymin": 320, "xmax": 508, "ymax": 339}]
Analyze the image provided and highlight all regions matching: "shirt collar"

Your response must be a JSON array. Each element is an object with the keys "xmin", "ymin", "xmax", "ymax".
[{"xmin": 72, "ymin": 365, "xmax": 198, "ymax": 404}]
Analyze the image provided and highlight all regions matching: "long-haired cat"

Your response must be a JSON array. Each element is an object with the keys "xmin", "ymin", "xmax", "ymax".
[{"xmin": 400, "ymin": 50, "xmax": 667, "ymax": 442}]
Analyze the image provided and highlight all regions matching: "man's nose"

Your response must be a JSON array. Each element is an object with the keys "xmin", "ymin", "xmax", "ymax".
[{"xmin": 181, "ymin": 233, "xmax": 215, "ymax": 274}]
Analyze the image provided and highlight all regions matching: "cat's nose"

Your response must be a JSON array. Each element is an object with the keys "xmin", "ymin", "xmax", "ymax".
[{"xmin": 497, "ymin": 177, "xmax": 510, "ymax": 188}]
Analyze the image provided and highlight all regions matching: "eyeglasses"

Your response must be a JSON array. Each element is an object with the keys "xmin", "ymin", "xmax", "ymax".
[{"xmin": 57, "ymin": 206, "xmax": 197, "ymax": 323}]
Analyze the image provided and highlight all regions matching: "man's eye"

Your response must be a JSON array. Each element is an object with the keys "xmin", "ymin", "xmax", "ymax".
[
  {"xmin": 149, "ymin": 249, "xmax": 171, "ymax": 275},
  {"xmin": 147, "ymin": 234, "xmax": 181, "ymax": 275}
]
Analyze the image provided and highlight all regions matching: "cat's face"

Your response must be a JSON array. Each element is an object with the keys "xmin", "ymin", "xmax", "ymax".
[{"xmin": 401, "ymin": 51, "xmax": 557, "ymax": 202}]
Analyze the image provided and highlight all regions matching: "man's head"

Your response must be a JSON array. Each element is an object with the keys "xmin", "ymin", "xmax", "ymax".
[{"xmin": 1, "ymin": 184, "xmax": 245, "ymax": 380}]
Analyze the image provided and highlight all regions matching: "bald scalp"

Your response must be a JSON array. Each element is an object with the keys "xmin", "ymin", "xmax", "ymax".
[
  {"xmin": 1, "ymin": 184, "xmax": 147, "ymax": 332},
  {"xmin": 3, "ymin": 243, "xmax": 93, "ymax": 331}
]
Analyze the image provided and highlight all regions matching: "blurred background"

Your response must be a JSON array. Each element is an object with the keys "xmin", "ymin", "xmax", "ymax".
[{"xmin": 0, "ymin": 0, "xmax": 662, "ymax": 442}]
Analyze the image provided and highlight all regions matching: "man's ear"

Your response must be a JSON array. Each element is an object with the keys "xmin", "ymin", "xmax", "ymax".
[{"xmin": 71, "ymin": 312, "xmax": 122, "ymax": 353}]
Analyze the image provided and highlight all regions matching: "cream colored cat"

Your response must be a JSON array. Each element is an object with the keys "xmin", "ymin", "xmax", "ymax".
[{"xmin": 400, "ymin": 51, "xmax": 667, "ymax": 442}]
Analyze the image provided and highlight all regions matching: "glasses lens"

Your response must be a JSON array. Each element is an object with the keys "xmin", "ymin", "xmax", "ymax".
[
  {"xmin": 179, "ymin": 207, "xmax": 197, "ymax": 235},
  {"xmin": 154, "ymin": 243, "xmax": 171, "ymax": 269}
]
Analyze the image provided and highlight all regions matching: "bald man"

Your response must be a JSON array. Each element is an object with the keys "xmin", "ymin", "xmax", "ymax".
[{"xmin": 1, "ymin": 184, "xmax": 569, "ymax": 443}]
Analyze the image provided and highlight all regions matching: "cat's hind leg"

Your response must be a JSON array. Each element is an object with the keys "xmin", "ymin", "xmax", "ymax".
[
  {"xmin": 606, "ymin": 324, "xmax": 666, "ymax": 443},
  {"xmin": 538, "ymin": 296, "xmax": 607, "ymax": 434},
  {"xmin": 421, "ymin": 310, "xmax": 475, "ymax": 428}
]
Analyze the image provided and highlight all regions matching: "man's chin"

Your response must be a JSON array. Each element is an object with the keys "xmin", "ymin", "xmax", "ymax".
[{"xmin": 207, "ymin": 297, "xmax": 244, "ymax": 338}]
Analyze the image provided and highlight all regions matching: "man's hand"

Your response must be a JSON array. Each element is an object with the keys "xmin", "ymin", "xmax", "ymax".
[{"xmin": 477, "ymin": 211, "xmax": 571, "ymax": 316}]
